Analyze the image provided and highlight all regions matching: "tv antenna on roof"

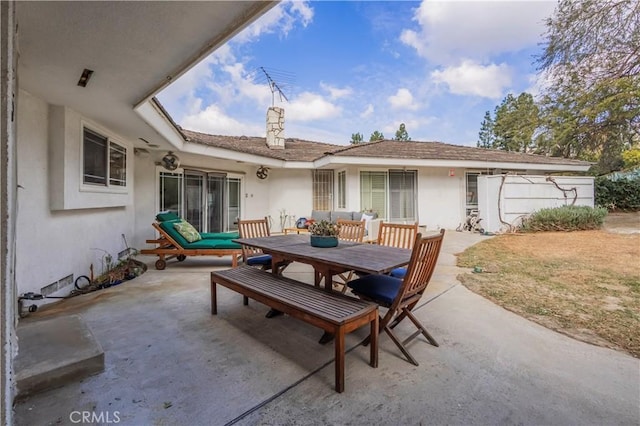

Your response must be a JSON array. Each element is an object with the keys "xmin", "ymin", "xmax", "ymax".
[{"xmin": 255, "ymin": 66, "xmax": 295, "ymax": 106}]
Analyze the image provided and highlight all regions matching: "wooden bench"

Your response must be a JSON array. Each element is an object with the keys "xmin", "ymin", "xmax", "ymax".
[{"xmin": 210, "ymin": 266, "xmax": 378, "ymax": 393}]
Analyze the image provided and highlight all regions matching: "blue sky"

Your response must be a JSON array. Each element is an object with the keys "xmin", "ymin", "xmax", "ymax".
[{"xmin": 158, "ymin": 0, "xmax": 558, "ymax": 147}]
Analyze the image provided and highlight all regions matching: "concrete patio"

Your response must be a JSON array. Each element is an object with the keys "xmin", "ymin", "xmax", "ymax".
[{"xmin": 13, "ymin": 231, "xmax": 640, "ymax": 426}]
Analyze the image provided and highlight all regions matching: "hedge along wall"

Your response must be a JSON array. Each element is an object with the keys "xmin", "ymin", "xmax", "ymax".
[{"xmin": 595, "ymin": 173, "xmax": 640, "ymax": 211}]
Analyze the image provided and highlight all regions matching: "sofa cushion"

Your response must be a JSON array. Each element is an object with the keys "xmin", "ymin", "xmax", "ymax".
[
  {"xmin": 311, "ymin": 210, "xmax": 331, "ymax": 222},
  {"xmin": 330, "ymin": 211, "xmax": 354, "ymax": 222}
]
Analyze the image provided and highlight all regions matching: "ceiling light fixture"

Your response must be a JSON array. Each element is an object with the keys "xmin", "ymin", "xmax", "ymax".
[{"xmin": 77, "ymin": 69, "xmax": 94, "ymax": 87}]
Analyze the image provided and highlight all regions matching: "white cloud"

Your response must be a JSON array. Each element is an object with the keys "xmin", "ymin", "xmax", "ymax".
[
  {"xmin": 388, "ymin": 88, "xmax": 419, "ymax": 110},
  {"xmin": 431, "ymin": 60, "xmax": 512, "ymax": 99},
  {"xmin": 181, "ymin": 104, "xmax": 264, "ymax": 136},
  {"xmin": 360, "ymin": 104, "xmax": 374, "ymax": 118},
  {"xmin": 286, "ymin": 92, "xmax": 341, "ymax": 122},
  {"xmin": 234, "ymin": 1, "xmax": 314, "ymax": 43},
  {"xmin": 400, "ymin": 0, "xmax": 556, "ymax": 64},
  {"xmin": 319, "ymin": 82, "xmax": 353, "ymax": 100}
]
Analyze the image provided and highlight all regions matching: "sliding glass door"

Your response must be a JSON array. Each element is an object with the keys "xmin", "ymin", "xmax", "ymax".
[
  {"xmin": 360, "ymin": 170, "xmax": 417, "ymax": 221},
  {"xmin": 159, "ymin": 170, "xmax": 241, "ymax": 233}
]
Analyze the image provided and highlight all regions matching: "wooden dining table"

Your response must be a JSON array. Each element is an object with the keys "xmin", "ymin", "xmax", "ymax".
[{"xmin": 234, "ymin": 234, "xmax": 412, "ymax": 290}]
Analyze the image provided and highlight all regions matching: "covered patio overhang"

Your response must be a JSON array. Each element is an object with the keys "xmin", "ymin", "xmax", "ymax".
[{"xmin": 16, "ymin": 0, "xmax": 278, "ymax": 152}]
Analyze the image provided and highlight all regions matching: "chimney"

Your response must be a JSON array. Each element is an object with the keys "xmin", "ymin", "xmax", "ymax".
[{"xmin": 266, "ymin": 107, "xmax": 285, "ymax": 149}]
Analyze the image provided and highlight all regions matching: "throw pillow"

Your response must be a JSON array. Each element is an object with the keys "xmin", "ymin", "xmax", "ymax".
[
  {"xmin": 361, "ymin": 213, "xmax": 375, "ymax": 237},
  {"xmin": 361, "ymin": 212, "xmax": 375, "ymax": 224},
  {"xmin": 173, "ymin": 220, "xmax": 202, "ymax": 243}
]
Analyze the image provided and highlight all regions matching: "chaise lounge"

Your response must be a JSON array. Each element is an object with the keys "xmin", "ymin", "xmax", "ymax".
[{"xmin": 140, "ymin": 212, "xmax": 243, "ymax": 270}]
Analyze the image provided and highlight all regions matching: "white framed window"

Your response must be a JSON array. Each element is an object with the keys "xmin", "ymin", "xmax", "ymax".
[
  {"xmin": 337, "ymin": 170, "xmax": 346, "ymax": 209},
  {"xmin": 82, "ymin": 127, "xmax": 127, "ymax": 188},
  {"xmin": 312, "ymin": 170, "xmax": 334, "ymax": 210}
]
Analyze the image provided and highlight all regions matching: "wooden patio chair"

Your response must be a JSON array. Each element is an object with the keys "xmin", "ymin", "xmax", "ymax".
[
  {"xmin": 377, "ymin": 221, "xmax": 419, "ymax": 278},
  {"xmin": 347, "ymin": 230, "xmax": 445, "ymax": 365},
  {"xmin": 237, "ymin": 217, "xmax": 290, "ymax": 274},
  {"xmin": 332, "ymin": 218, "xmax": 366, "ymax": 293},
  {"xmin": 237, "ymin": 217, "xmax": 290, "ymax": 316}
]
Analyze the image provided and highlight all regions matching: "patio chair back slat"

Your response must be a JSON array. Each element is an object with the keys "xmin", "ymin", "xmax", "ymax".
[
  {"xmin": 237, "ymin": 217, "xmax": 271, "ymax": 261},
  {"xmin": 332, "ymin": 218, "xmax": 367, "ymax": 293},
  {"xmin": 337, "ymin": 218, "xmax": 365, "ymax": 243},
  {"xmin": 377, "ymin": 221, "xmax": 419, "ymax": 249}
]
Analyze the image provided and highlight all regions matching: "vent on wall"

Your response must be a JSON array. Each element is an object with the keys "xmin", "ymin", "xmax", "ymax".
[{"xmin": 41, "ymin": 274, "xmax": 74, "ymax": 296}]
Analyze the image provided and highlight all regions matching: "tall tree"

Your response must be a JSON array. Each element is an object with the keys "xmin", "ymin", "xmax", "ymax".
[
  {"xmin": 350, "ymin": 132, "xmax": 364, "ymax": 145},
  {"xmin": 369, "ymin": 130, "xmax": 385, "ymax": 141},
  {"xmin": 535, "ymin": 0, "xmax": 640, "ymax": 171},
  {"xmin": 492, "ymin": 93, "xmax": 540, "ymax": 153},
  {"xmin": 477, "ymin": 111, "xmax": 494, "ymax": 148},
  {"xmin": 537, "ymin": 0, "xmax": 640, "ymax": 82},
  {"xmin": 394, "ymin": 123, "xmax": 411, "ymax": 141}
]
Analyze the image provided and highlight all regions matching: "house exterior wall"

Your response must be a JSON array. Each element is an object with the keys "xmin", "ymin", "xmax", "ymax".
[
  {"xmin": 266, "ymin": 168, "xmax": 312, "ymax": 231},
  {"xmin": 478, "ymin": 175, "xmax": 595, "ymax": 232},
  {"xmin": 16, "ymin": 90, "xmax": 136, "ymax": 299},
  {"xmin": 1, "ymin": 0, "xmax": 17, "ymax": 420}
]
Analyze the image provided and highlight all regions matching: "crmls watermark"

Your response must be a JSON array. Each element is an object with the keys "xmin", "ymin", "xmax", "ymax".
[{"xmin": 69, "ymin": 411, "xmax": 121, "ymax": 424}]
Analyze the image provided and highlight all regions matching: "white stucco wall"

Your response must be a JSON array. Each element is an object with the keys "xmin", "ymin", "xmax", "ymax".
[
  {"xmin": 416, "ymin": 167, "xmax": 465, "ymax": 230},
  {"xmin": 1, "ymin": 1, "xmax": 17, "ymax": 420},
  {"xmin": 265, "ymin": 168, "xmax": 312, "ymax": 231},
  {"xmin": 16, "ymin": 90, "xmax": 136, "ymax": 299},
  {"xmin": 478, "ymin": 174, "xmax": 595, "ymax": 232}
]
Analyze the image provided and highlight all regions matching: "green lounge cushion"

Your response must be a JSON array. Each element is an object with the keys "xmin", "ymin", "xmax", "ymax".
[
  {"xmin": 184, "ymin": 239, "xmax": 241, "ymax": 249},
  {"xmin": 156, "ymin": 211, "xmax": 181, "ymax": 222},
  {"xmin": 173, "ymin": 220, "xmax": 202, "ymax": 243},
  {"xmin": 159, "ymin": 220, "xmax": 190, "ymax": 247},
  {"xmin": 199, "ymin": 232, "xmax": 239, "ymax": 240}
]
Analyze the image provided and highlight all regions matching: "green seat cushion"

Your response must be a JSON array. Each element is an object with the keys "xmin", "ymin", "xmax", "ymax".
[
  {"xmin": 159, "ymin": 220, "xmax": 190, "ymax": 247},
  {"xmin": 156, "ymin": 212, "xmax": 181, "ymax": 222},
  {"xmin": 199, "ymin": 232, "xmax": 239, "ymax": 240},
  {"xmin": 184, "ymin": 239, "xmax": 242, "ymax": 250}
]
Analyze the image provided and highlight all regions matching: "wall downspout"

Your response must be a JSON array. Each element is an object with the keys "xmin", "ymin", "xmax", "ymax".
[{"xmin": 1, "ymin": 0, "xmax": 18, "ymax": 423}]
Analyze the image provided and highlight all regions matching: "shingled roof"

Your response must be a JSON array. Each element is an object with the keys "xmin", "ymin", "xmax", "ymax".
[
  {"xmin": 181, "ymin": 129, "xmax": 590, "ymax": 167},
  {"xmin": 329, "ymin": 139, "xmax": 590, "ymax": 166},
  {"xmin": 182, "ymin": 129, "xmax": 340, "ymax": 162}
]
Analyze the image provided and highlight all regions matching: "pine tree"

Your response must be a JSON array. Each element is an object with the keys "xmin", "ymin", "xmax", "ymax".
[
  {"xmin": 477, "ymin": 111, "xmax": 494, "ymax": 148},
  {"xmin": 369, "ymin": 130, "xmax": 385, "ymax": 141},
  {"xmin": 394, "ymin": 123, "xmax": 411, "ymax": 141},
  {"xmin": 350, "ymin": 132, "xmax": 364, "ymax": 144}
]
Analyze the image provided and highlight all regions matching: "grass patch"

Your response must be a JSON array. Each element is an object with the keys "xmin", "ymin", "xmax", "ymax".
[{"xmin": 457, "ymin": 230, "xmax": 640, "ymax": 358}]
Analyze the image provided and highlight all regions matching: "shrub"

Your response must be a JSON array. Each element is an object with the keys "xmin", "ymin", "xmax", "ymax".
[
  {"xmin": 595, "ymin": 175, "xmax": 640, "ymax": 211},
  {"xmin": 519, "ymin": 206, "xmax": 608, "ymax": 232}
]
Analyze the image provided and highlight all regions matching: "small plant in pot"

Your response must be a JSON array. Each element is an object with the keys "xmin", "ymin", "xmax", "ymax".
[{"xmin": 308, "ymin": 220, "xmax": 341, "ymax": 247}]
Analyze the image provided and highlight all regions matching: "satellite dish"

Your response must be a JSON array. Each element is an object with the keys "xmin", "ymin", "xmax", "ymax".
[
  {"xmin": 161, "ymin": 152, "xmax": 180, "ymax": 171},
  {"xmin": 256, "ymin": 166, "xmax": 269, "ymax": 180}
]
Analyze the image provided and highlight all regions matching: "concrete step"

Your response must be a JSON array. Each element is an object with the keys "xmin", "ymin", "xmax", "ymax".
[{"xmin": 14, "ymin": 314, "xmax": 104, "ymax": 399}]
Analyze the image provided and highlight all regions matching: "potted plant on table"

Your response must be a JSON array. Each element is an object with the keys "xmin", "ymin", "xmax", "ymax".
[{"xmin": 308, "ymin": 220, "xmax": 341, "ymax": 248}]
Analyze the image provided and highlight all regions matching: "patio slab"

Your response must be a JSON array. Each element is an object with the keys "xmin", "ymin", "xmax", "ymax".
[
  {"xmin": 14, "ymin": 315, "xmax": 104, "ymax": 400},
  {"xmin": 12, "ymin": 231, "xmax": 640, "ymax": 426}
]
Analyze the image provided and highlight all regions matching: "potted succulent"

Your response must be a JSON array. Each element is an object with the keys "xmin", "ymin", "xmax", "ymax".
[{"xmin": 308, "ymin": 220, "xmax": 341, "ymax": 248}]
